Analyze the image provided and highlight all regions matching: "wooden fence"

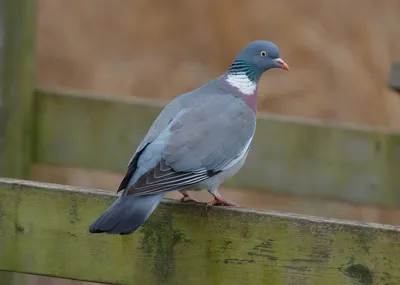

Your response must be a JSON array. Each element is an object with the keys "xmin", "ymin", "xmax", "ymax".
[
  {"xmin": 33, "ymin": 88, "xmax": 400, "ymax": 207},
  {"xmin": 1, "ymin": 178, "xmax": 400, "ymax": 285},
  {"xmin": 2, "ymin": 0, "xmax": 400, "ymax": 284}
]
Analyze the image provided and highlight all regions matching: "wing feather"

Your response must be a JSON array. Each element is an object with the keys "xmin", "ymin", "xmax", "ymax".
[
  {"xmin": 125, "ymin": 95, "xmax": 256, "ymax": 196},
  {"xmin": 126, "ymin": 159, "xmax": 214, "ymax": 195}
]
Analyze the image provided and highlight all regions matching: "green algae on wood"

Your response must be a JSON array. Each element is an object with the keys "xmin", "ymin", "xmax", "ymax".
[
  {"xmin": 0, "ymin": 1, "xmax": 37, "ymax": 284},
  {"xmin": 1, "ymin": 178, "xmax": 400, "ymax": 285},
  {"xmin": 0, "ymin": 0, "xmax": 37, "ymax": 179},
  {"xmin": 34, "ymin": 88, "xmax": 400, "ymax": 208}
]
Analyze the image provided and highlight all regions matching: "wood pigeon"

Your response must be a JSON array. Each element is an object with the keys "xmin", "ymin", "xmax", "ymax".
[{"xmin": 89, "ymin": 40, "xmax": 289, "ymax": 235}]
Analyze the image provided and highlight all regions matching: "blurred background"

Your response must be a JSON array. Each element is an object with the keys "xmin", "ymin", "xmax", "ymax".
[{"xmin": 5, "ymin": 0, "xmax": 400, "ymax": 284}]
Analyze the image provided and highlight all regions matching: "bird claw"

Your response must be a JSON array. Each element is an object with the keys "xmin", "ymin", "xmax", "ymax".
[
  {"xmin": 180, "ymin": 192, "xmax": 200, "ymax": 203},
  {"xmin": 206, "ymin": 195, "xmax": 239, "ymax": 210}
]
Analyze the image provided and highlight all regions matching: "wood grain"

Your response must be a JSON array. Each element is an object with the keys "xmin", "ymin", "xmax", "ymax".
[
  {"xmin": 0, "ymin": 0, "xmax": 37, "ymax": 178},
  {"xmin": 1, "ymin": 178, "xmax": 400, "ymax": 285},
  {"xmin": 0, "ymin": 1, "xmax": 37, "ymax": 284}
]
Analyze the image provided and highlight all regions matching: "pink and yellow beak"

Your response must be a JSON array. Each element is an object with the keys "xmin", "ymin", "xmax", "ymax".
[{"xmin": 273, "ymin": 58, "xmax": 289, "ymax": 71}]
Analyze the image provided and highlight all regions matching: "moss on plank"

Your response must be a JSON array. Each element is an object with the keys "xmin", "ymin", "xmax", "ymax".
[
  {"xmin": 0, "ymin": 0, "xmax": 37, "ymax": 179},
  {"xmin": 1, "ymin": 178, "xmax": 400, "ymax": 284}
]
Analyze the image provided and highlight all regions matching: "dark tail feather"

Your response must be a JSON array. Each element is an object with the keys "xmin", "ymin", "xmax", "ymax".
[{"xmin": 89, "ymin": 194, "xmax": 164, "ymax": 235}]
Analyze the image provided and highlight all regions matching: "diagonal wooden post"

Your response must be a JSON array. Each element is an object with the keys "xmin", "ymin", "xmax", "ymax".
[{"xmin": 0, "ymin": 0, "xmax": 37, "ymax": 179}]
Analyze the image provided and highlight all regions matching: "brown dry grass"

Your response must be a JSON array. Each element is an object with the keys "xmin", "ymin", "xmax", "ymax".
[
  {"xmin": 37, "ymin": 0, "xmax": 400, "ymax": 128},
  {"xmin": 18, "ymin": 1, "xmax": 400, "ymax": 284}
]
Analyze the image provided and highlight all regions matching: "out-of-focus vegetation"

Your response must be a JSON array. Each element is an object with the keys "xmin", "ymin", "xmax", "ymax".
[{"xmin": 37, "ymin": 0, "xmax": 400, "ymax": 128}]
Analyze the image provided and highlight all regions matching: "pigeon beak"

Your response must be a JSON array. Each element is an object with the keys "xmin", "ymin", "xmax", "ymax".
[{"xmin": 274, "ymin": 58, "xmax": 289, "ymax": 71}]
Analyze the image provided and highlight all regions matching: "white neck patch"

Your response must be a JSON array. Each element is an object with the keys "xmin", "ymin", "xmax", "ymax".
[{"xmin": 226, "ymin": 72, "xmax": 257, "ymax": 95}]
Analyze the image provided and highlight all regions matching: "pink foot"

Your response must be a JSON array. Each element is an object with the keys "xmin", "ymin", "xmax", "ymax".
[
  {"xmin": 206, "ymin": 194, "xmax": 239, "ymax": 209},
  {"xmin": 180, "ymin": 191, "xmax": 200, "ymax": 203}
]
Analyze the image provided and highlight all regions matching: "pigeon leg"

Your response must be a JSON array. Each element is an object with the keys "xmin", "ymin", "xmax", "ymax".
[
  {"xmin": 180, "ymin": 191, "xmax": 200, "ymax": 203},
  {"xmin": 206, "ymin": 191, "xmax": 239, "ymax": 209}
]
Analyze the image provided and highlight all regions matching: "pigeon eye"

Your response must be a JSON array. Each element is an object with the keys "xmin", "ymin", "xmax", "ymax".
[{"xmin": 260, "ymin": 51, "xmax": 267, "ymax": 57}]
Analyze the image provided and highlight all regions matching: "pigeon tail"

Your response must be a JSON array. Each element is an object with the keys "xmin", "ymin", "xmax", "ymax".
[{"xmin": 89, "ymin": 194, "xmax": 164, "ymax": 235}]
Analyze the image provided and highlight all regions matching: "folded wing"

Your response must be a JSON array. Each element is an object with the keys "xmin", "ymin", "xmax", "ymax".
[{"xmin": 126, "ymin": 96, "xmax": 256, "ymax": 196}]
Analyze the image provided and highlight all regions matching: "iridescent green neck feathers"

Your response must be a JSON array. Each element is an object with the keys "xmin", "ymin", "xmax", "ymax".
[{"xmin": 225, "ymin": 60, "xmax": 259, "ymax": 95}]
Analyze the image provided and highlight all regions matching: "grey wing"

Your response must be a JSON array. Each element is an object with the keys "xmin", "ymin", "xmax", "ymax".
[
  {"xmin": 116, "ymin": 84, "xmax": 219, "ymax": 193},
  {"xmin": 116, "ymin": 100, "xmax": 185, "ymax": 192},
  {"xmin": 126, "ymin": 96, "xmax": 256, "ymax": 196}
]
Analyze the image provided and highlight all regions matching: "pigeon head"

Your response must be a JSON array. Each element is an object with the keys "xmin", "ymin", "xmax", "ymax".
[
  {"xmin": 228, "ymin": 40, "xmax": 289, "ymax": 78},
  {"xmin": 223, "ymin": 40, "xmax": 289, "ymax": 108},
  {"xmin": 238, "ymin": 40, "xmax": 289, "ymax": 73}
]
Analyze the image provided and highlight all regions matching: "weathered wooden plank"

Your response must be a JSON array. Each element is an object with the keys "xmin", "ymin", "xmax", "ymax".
[
  {"xmin": 0, "ymin": 1, "xmax": 12, "ymax": 282},
  {"xmin": 0, "ymin": 271, "xmax": 27, "ymax": 285},
  {"xmin": 389, "ymin": 61, "xmax": 400, "ymax": 92},
  {"xmin": 33, "ymin": 88, "xmax": 400, "ymax": 208},
  {"xmin": 0, "ymin": 1, "xmax": 37, "ymax": 284},
  {"xmin": 0, "ymin": 0, "xmax": 37, "ymax": 178},
  {"xmin": 0, "ymin": 178, "xmax": 400, "ymax": 285}
]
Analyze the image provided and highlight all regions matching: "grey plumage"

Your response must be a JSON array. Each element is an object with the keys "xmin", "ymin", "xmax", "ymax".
[
  {"xmin": 89, "ymin": 40, "xmax": 289, "ymax": 235},
  {"xmin": 89, "ymin": 194, "xmax": 164, "ymax": 235}
]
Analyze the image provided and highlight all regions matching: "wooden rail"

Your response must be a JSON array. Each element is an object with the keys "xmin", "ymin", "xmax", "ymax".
[
  {"xmin": 33, "ymin": 88, "xmax": 400, "ymax": 208},
  {"xmin": 1, "ymin": 178, "xmax": 400, "ymax": 285}
]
